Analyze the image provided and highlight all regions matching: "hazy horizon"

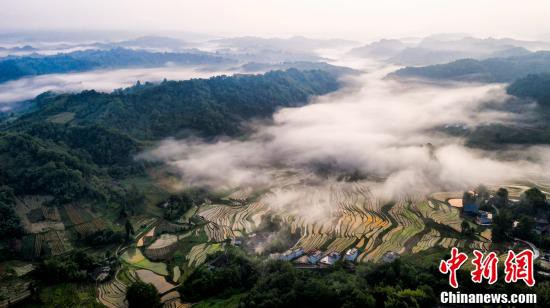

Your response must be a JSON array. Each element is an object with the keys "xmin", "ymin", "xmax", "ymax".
[{"xmin": 1, "ymin": 0, "xmax": 550, "ymax": 41}]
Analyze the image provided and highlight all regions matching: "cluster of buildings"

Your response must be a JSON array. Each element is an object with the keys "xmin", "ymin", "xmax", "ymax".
[
  {"xmin": 273, "ymin": 247, "xmax": 359, "ymax": 266},
  {"xmin": 462, "ymin": 202, "xmax": 493, "ymax": 225}
]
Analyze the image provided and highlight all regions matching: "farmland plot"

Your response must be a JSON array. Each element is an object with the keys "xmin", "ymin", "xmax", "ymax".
[
  {"xmin": 0, "ymin": 280, "xmax": 32, "ymax": 307},
  {"xmin": 20, "ymin": 230, "xmax": 71, "ymax": 258},
  {"xmin": 430, "ymin": 192, "xmax": 462, "ymax": 203},
  {"xmin": 136, "ymin": 269, "xmax": 176, "ymax": 294},
  {"xmin": 363, "ymin": 201, "xmax": 424, "ymax": 261},
  {"xmin": 15, "ymin": 196, "xmax": 63, "ymax": 233},
  {"xmin": 412, "ymin": 229, "xmax": 442, "ymax": 253},
  {"xmin": 121, "ymin": 248, "xmax": 169, "ymax": 276},
  {"xmin": 193, "ymin": 177, "xmax": 471, "ymax": 263},
  {"xmin": 72, "ymin": 218, "xmax": 107, "ymax": 238},
  {"xmin": 186, "ymin": 243, "xmax": 222, "ymax": 267},
  {"xmin": 144, "ymin": 233, "xmax": 189, "ymax": 260},
  {"xmin": 198, "ymin": 201, "xmax": 268, "ymax": 235},
  {"xmin": 137, "ymin": 226, "xmax": 156, "ymax": 247},
  {"xmin": 97, "ymin": 270, "xmax": 137, "ymax": 308},
  {"xmin": 415, "ymin": 201, "xmax": 462, "ymax": 232},
  {"xmin": 60, "ymin": 204, "xmax": 94, "ymax": 226}
]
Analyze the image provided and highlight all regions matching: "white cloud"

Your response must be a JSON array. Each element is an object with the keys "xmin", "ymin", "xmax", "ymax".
[
  {"xmin": 141, "ymin": 64, "xmax": 550, "ymax": 204},
  {"xmin": 0, "ymin": 66, "xmax": 234, "ymax": 109}
]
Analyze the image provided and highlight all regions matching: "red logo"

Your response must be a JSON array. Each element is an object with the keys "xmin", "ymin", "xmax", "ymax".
[
  {"xmin": 439, "ymin": 247, "xmax": 468, "ymax": 288},
  {"xmin": 504, "ymin": 249, "xmax": 535, "ymax": 287},
  {"xmin": 440, "ymin": 248, "xmax": 535, "ymax": 288},
  {"xmin": 471, "ymin": 250, "xmax": 498, "ymax": 284}
]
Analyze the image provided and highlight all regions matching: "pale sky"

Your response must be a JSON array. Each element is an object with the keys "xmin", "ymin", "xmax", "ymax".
[{"xmin": 1, "ymin": 0, "xmax": 550, "ymax": 41}]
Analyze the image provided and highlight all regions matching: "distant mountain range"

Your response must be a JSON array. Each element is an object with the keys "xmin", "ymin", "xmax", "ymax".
[
  {"xmin": 212, "ymin": 36, "xmax": 358, "ymax": 53},
  {"xmin": 0, "ymin": 48, "xmax": 234, "ymax": 83},
  {"xmin": 350, "ymin": 36, "xmax": 550, "ymax": 66},
  {"xmin": 387, "ymin": 51, "xmax": 550, "ymax": 83},
  {"xmin": 0, "ymin": 45, "xmax": 37, "ymax": 53},
  {"xmin": 238, "ymin": 61, "xmax": 358, "ymax": 76},
  {"xmin": 211, "ymin": 36, "xmax": 358, "ymax": 63},
  {"xmin": 89, "ymin": 36, "xmax": 190, "ymax": 51}
]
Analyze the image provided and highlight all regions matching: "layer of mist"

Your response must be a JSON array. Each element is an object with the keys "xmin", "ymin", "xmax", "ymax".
[
  {"xmin": 0, "ymin": 66, "xmax": 234, "ymax": 110},
  {"xmin": 141, "ymin": 61, "xmax": 550, "ymax": 213}
]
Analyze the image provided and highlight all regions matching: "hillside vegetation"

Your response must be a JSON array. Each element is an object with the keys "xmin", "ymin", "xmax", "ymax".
[
  {"xmin": 388, "ymin": 51, "xmax": 550, "ymax": 82},
  {"xmin": 0, "ymin": 47, "xmax": 232, "ymax": 83},
  {"xmin": 507, "ymin": 73, "xmax": 550, "ymax": 107},
  {"xmin": 0, "ymin": 69, "xmax": 341, "ymax": 206}
]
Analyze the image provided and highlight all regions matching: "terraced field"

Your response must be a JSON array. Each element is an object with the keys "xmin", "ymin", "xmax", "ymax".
[
  {"xmin": 198, "ymin": 201, "xmax": 268, "ymax": 236},
  {"xmin": 416, "ymin": 201, "xmax": 462, "ymax": 232},
  {"xmin": 145, "ymin": 233, "xmax": 191, "ymax": 260},
  {"xmin": 97, "ymin": 270, "xmax": 137, "ymax": 308},
  {"xmin": 0, "ymin": 280, "xmax": 32, "ymax": 307},
  {"xmin": 186, "ymin": 243, "xmax": 222, "ymax": 267},
  {"xmin": 165, "ymin": 178, "xmax": 476, "ymax": 264},
  {"xmin": 72, "ymin": 218, "xmax": 107, "ymax": 237},
  {"xmin": 362, "ymin": 200, "xmax": 425, "ymax": 261},
  {"xmin": 135, "ymin": 269, "xmax": 176, "ymax": 294},
  {"xmin": 20, "ymin": 230, "xmax": 71, "ymax": 259},
  {"xmin": 121, "ymin": 248, "xmax": 169, "ymax": 276},
  {"xmin": 99, "ymin": 175, "xmax": 512, "ymax": 306},
  {"xmin": 60, "ymin": 204, "xmax": 94, "ymax": 226},
  {"xmin": 14, "ymin": 196, "xmax": 63, "ymax": 233}
]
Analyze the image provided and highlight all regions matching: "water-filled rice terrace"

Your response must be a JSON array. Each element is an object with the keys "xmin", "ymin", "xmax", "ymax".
[{"xmin": 192, "ymin": 178, "xmax": 480, "ymax": 262}]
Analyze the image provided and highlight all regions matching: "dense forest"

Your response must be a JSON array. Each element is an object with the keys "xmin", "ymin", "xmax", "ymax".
[
  {"xmin": 388, "ymin": 51, "xmax": 550, "ymax": 82},
  {"xmin": 507, "ymin": 73, "xmax": 550, "ymax": 107},
  {"xmin": 8, "ymin": 68, "xmax": 340, "ymax": 139},
  {"xmin": 456, "ymin": 73, "xmax": 550, "ymax": 147},
  {"xmin": 0, "ymin": 68, "xmax": 341, "ymax": 241},
  {"xmin": 177, "ymin": 247, "xmax": 550, "ymax": 307},
  {"xmin": 0, "ymin": 47, "xmax": 233, "ymax": 83}
]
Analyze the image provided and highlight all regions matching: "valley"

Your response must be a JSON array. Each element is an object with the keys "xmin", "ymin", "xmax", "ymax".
[{"xmin": 1, "ymin": 23, "xmax": 550, "ymax": 307}]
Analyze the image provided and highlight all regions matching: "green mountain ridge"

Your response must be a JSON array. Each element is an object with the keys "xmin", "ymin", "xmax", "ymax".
[
  {"xmin": 0, "ymin": 68, "xmax": 342, "ymax": 205},
  {"xmin": 0, "ymin": 47, "xmax": 234, "ymax": 83},
  {"xmin": 388, "ymin": 51, "xmax": 550, "ymax": 82}
]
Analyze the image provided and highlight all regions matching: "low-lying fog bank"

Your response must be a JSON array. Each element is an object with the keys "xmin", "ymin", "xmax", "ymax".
[
  {"xmin": 0, "ymin": 66, "xmax": 235, "ymax": 111},
  {"xmin": 141, "ymin": 62, "xmax": 550, "ymax": 207}
]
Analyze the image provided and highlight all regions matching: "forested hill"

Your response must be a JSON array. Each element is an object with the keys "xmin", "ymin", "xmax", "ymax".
[
  {"xmin": 449, "ymin": 73, "xmax": 550, "ymax": 148},
  {"xmin": 0, "ymin": 69, "xmax": 341, "ymax": 204},
  {"xmin": 387, "ymin": 51, "xmax": 550, "ymax": 83},
  {"xmin": 0, "ymin": 47, "xmax": 233, "ymax": 83},
  {"xmin": 507, "ymin": 73, "xmax": 550, "ymax": 107},
  {"xmin": 10, "ymin": 68, "xmax": 340, "ymax": 139}
]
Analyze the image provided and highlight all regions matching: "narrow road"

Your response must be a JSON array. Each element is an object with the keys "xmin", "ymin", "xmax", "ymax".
[{"xmin": 514, "ymin": 238, "xmax": 540, "ymax": 259}]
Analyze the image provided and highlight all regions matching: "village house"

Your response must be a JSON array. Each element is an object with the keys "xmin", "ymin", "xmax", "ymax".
[
  {"xmin": 344, "ymin": 248, "xmax": 358, "ymax": 262},
  {"xmin": 476, "ymin": 211, "xmax": 493, "ymax": 225},
  {"xmin": 307, "ymin": 250, "xmax": 323, "ymax": 264},
  {"xmin": 320, "ymin": 251, "xmax": 340, "ymax": 265},
  {"xmin": 279, "ymin": 248, "xmax": 304, "ymax": 261},
  {"xmin": 462, "ymin": 203, "xmax": 479, "ymax": 216}
]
